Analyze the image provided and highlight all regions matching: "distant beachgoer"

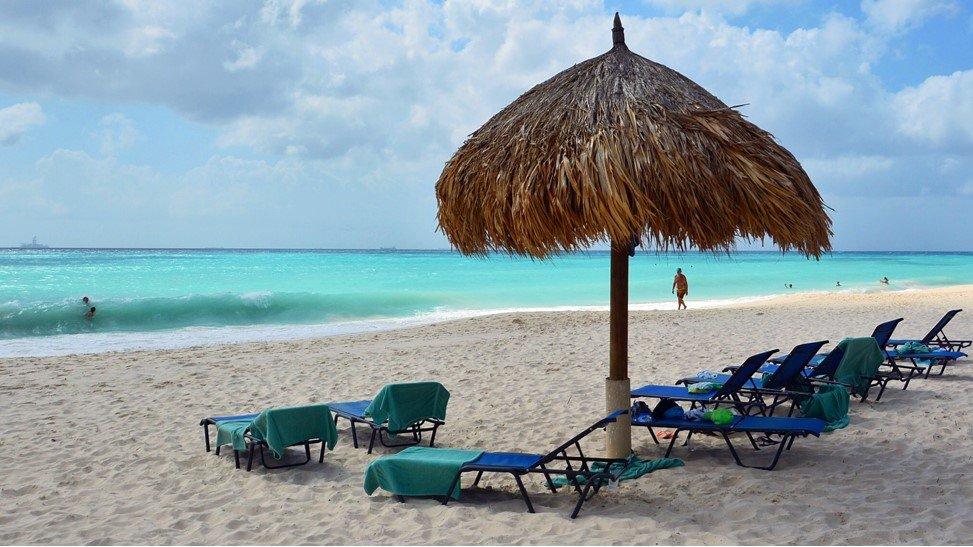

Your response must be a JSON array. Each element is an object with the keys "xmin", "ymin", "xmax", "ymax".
[
  {"xmin": 881, "ymin": 277, "xmax": 889, "ymax": 285},
  {"xmin": 836, "ymin": 281, "xmax": 841, "ymax": 287},
  {"xmin": 672, "ymin": 268, "xmax": 688, "ymax": 310},
  {"xmin": 789, "ymin": 284, "xmax": 794, "ymax": 289},
  {"xmin": 82, "ymin": 296, "xmax": 90, "ymax": 305},
  {"xmin": 84, "ymin": 306, "xmax": 96, "ymax": 319}
]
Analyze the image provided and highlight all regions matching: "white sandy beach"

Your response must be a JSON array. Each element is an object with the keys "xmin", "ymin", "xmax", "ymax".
[{"xmin": 1, "ymin": 286, "xmax": 971, "ymax": 545}]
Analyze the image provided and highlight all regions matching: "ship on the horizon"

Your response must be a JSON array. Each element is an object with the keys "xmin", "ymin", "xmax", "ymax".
[{"xmin": 19, "ymin": 236, "xmax": 50, "ymax": 249}]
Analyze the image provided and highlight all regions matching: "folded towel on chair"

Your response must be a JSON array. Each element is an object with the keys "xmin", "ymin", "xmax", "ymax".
[{"xmin": 364, "ymin": 446, "xmax": 483, "ymax": 500}]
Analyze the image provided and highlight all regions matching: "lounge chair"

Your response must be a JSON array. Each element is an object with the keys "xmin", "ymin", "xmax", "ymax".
[
  {"xmin": 887, "ymin": 310, "xmax": 970, "ymax": 353},
  {"xmin": 679, "ymin": 341, "xmax": 828, "ymax": 416},
  {"xmin": 199, "ymin": 404, "xmax": 337, "ymax": 471},
  {"xmin": 364, "ymin": 410, "xmax": 678, "ymax": 518},
  {"xmin": 632, "ymin": 412, "xmax": 825, "ymax": 470},
  {"xmin": 747, "ymin": 345, "xmax": 845, "ymax": 383},
  {"xmin": 883, "ymin": 346, "xmax": 967, "ymax": 379},
  {"xmin": 329, "ymin": 381, "xmax": 449, "ymax": 453},
  {"xmin": 764, "ymin": 318, "xmax": 902, "ymax": 368},
  {"xmin": 631, "ymin": 349, "xmax": 778, "ymax": 414}
]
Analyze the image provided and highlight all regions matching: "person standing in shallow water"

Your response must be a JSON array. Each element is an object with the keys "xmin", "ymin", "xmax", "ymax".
[{"xmin": 672, "ymin": 268, "xmax": 688, "ymax": 310}]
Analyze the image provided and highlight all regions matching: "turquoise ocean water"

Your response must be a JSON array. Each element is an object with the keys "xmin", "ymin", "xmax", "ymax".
[{"xmin": 2, "ymin": 249, "xmax": 971, "ymax": 356}]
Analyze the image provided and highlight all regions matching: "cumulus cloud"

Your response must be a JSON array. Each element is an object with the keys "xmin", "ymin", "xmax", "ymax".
[
  {"xmin": 892, "ymin": 69, "xmax": 973, "ymax": 149},
  {"xmin": 861, "ymin": 0, "xmax": 959, "ymax": 35},
  {"xmin": 0, "ymin": 101, "xmax": 45, "ymax": 145},
  {"xmin": 93, "ymin": 113, "xmax": 141, "ymax": 156}
]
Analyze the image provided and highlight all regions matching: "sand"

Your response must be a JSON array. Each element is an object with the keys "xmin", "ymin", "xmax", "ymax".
[{"xmin": 1, "ymin": 286, "xmax": 971, "ymax": 545}]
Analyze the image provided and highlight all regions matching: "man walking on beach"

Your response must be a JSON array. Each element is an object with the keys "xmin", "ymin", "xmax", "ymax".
[{"xmin": 672, "ymin": 268, "xmax": 688, "ymax": 310}]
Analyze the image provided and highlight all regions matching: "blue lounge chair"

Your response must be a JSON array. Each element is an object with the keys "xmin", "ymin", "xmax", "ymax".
[
  {"xmin": 884, "ymin": 347, "xmax": 967, "ymax": 379},
  {"xmin": 746, "ymin": 345, "xmax": 845, "ymax": 383},
  {"xmin": 632, "ymin": 412, "xmax": 825, "ymax": 470},
  {"xmin": 680, "ymin": 341, "xmax": 828, "ymax": 416},
  {"xmin": 329, "ymin": 382, "xmax": 449, "ymax": 453},
  {"xmin": 199, "ymin": 404, "xmax": 337, "ymax": 471},
  {"xmin": 631, "ymin": 349, "xmax": 778, "ymax": 415},
  {"xmin": 376, "ymin": 410, "xmax": 641, "ymax": 519},
  {"xmin": 887, "ymin": 310, "xmax": 970, "ymax": 353},
  {"xmin": 766, "ymin": 318, "xmax": 902, "ymax": 367}
]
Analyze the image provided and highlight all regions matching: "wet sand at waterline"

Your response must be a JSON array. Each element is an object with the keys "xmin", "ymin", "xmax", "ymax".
[{"xmin": 1, "ymin": 286, "xmax": 971, "ymax": 544}]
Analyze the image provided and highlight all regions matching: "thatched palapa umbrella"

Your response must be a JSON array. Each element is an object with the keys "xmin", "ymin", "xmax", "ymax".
[{"xmin": 436, "ymin": 14, "xmax": 831, "ymax": 457}]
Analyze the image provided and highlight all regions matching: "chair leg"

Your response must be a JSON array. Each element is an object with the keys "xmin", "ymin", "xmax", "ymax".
[
  {"xmin": 664, "ymin": 431, "xmax": 680, "ymax": 457},
  {"xmin": 215, "ymin": 445, "xmax": 221, "ymax": 456},
  {"xmin": 513, "ymin": 474, "xmax": 535, "ymax": 513},
  {"xmin": 647, "ymin": 427, "xmax": 659, "ymax": 445},
  {"xmin": 472, "ymin": 471, "xmax": 483, "ymax": 487},
  {"xmin": 319, "ymin": 441, "xmax": 326, "ymax": 463},
  {"xmin": 367, "ymin": 429, "xmax": 378, "ymax": 454},
  {"xmin": 350, "ymin": 419, "xmax": 359, "ymax": 448},
  {"xmin": 443, "ymin": 471, "xmax": 463, "ymax": 505},
  {"xmin": 246, "ymin": 444, "xmax": 256, "ymax": 472},
  {"xmin": 204, "ymin": 424, "xmax": 211, "ymax": 452},
  {"xmin": 233, "ymin": 449, "xmax": 240, "ymax": 469},
  {"xmin": 571, "ymin": 482, "xmax": 594, "ymax": 519},
  {"xmin": 538, "ymin": 463, "xmax": 557, "ymax": 492},
  {"xmin": 429, "ymin": 423, "xmax": 439, "ymax": 448}
]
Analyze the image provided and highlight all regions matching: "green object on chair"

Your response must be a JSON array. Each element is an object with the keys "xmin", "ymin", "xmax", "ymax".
[
  {"xmin": 551, "ymin": 455, "xmax": 684, "ymax": 487},
  {"xmin": 365, "ymin": 382, "xmax": 450, "ymax": 433},
  {"xmin": 218, "ymin": 404, "xmax": 338, "ymax": 458},
  {"xmin": 833, "ymin": 337, "xmax": 886, "ymax": 396},
  {"xmin": 800, "ymin": 384, "xmax": 850, "ymax": 431},
  {"xmin": 364, "ymin": 446, "xmax": 482, "ymax": 500}
]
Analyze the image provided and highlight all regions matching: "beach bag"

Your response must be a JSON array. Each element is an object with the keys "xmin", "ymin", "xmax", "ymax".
[{"xmin": 652, "ymin": 399, "xmax": 684, "ymax": 420}]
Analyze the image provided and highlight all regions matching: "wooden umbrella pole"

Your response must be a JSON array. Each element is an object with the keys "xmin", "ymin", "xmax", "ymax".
[{"xmin": 605, "ymin": 239, "xmax": 632, "ymax": 458}]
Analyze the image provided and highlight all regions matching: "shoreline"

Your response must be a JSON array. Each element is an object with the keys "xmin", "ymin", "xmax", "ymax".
[{"xmin": 4, "ymin": 284, "xmax": 971, "ymax": 359}]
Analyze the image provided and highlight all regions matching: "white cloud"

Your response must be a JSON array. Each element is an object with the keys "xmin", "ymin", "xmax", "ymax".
[
  {"xmin": 93, "ymin": 113, "xmax": 141, "ymax": 156},
  {"xmin": 892, "ymin": 69, "xmax": 973, "ymax": 148},
  {"xmin": 861, "ymin": 0, "xmax": 958, "ymax": 34},
  {"xmin": 0, "ymin": 102, "xmax": 45, "ymax": 145}
]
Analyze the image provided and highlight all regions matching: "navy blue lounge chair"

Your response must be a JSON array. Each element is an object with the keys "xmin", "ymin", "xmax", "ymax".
[
  {"xmin": 765, "ymin": 318, "xmax": 902, "ymax": 367},
  {"xmin": 631, "ymin": 349, "xmax": 778, "ymax": 415},
  {"xmin": 632, "ymin": 412, "xmax": 825, "ymax": 470},
  {"xmin": 747, "ymin": 345, "xmax": 845, "ymax": 384},
  {"xmin": 443, "ymin": 410, "xmax": 633, "ymax": 519},
  {"xmin": 328, "ymin": 382, "xmax": 448, "ymax": 453},
  {"xmin": 681, "ymin": 341, "xmax": 828, "ymax": 416},
  {"xmin": 887, "ymin": 310, "xmax": 970, "ymax": 353},
  {"xmin": 200, "ymin": 413, "xmax": 259, "ymax": 453}
]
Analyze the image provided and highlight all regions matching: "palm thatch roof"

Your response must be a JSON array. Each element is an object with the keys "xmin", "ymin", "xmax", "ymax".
[{"xmin": 436, "ymin": 14, "xmax": 831, "ymax": 258}]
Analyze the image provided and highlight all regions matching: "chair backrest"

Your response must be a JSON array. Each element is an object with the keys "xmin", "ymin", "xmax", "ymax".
[
  {"xmin": 762, "ymin": 340, "xmax": 828, "ymax": 390},
  {"xmin": 367, "ymin": 382, "xmax": 450, "ymax": 432},
  {"xmin": 871, "ymin": 318, "xmax": 903, "ymax": 347},
  {"xmin": 810, "ymin": 345, "xmax": 845, "ymax": 380},
  {"xmin": 716, "ymin": 349, "xmax": 778, "ymax": 397},
  {"xmin": 923, "ymin": 309, "xmax": 962, "ymax": 343},
  {"xmin": 538, "ymin": 409, "xmax": 628, "ymax": 466}
]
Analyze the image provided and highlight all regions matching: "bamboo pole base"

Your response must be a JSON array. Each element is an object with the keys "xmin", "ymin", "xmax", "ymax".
[{"xmin": 605, "ymin": 377, "xmax": 632, "ymax": 459}]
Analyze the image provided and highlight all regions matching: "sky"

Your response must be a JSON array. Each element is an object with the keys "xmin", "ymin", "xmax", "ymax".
[{"xmin": 0, "ymin": 0, "xmax": 971, "ymax": 251}]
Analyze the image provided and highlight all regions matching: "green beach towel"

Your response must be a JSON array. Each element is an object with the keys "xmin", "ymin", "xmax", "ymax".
[
  {"xmin": 365, "ymin": 382, "xmax": 449, "ymax": 433},
  {"xmin": 551, "ymin": 456, "xmax": 684, "ymax": 487},
  {"xmin": 364, "ymin": 446, "xmax": 482, "ymax": 500},
  {"xmin": 833, "ymin": 337, "xmax": 886, "ymax": 396},
  {"xmin": 800, "ymin": 383, "xmax": 850, "ymax": 431},
  {"xmin": 217, "ymin": 404, "xmax": 338, "ymax": 458},
  {"xmin": 215, "ymin": 418, "xmax": 255, "ymax": 453}
]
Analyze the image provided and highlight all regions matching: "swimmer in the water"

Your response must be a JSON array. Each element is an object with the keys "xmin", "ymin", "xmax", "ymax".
[
  {"xmin": 82, "ymin": 296, "xmax": 90, "ymax": 305},
  {"xmin": 84, "ymin": 306, "xmax": 96, "ymax": 319},
  {"xmin": 836, "ymin": 281, "xmax": 841, "ymax": 287},
  {"xmin": 880, "ymin": 277, "xmax": 889, "ymax": 285}
]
